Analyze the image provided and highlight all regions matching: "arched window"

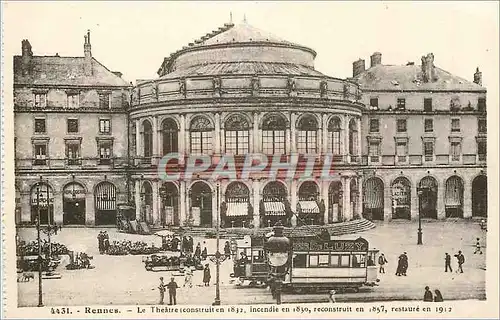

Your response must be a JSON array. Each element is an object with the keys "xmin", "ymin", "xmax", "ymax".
[
  {"xmin": 348, "ymin": 119, "xmax": 358, "ymax": 156},
  {"xmin": 262, "ymin": 114, "xmax": 287, "ymax": 154},
  {"xmin": 328, "ymin": 117, "xmax": 341, "ymax": 155},
  {"xmin": 143, "ymin": 120, "xmax": 153, "ymax": 158},
  {"xmin": 190, "ymin": 116, "xmax": 214, "ymax": 154},
  {"xmin": 225, "ymin": 114, "xmax": 250, "ymax": 155},
  {"xmin": 162, "ymin": 118, "xmax": 178, "ymax": 155},
  {"xmin": 297, "ymin": 115, "xmax": 318, "ymax": 153}
]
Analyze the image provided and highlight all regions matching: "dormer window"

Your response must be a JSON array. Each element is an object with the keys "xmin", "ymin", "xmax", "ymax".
[
  {"xmin": 34, "ymin": 93, "xmax": 47, "ymax": 108},
  {"xmin": 478, "ymin": 98, "xmax": 486, "ymax": 112},
  {"xmin": 99, "ymin": 92, "xmax": 111, "ymax": 109},
  {"xmin": 67, "ymin": 93, "xmax": 79, "ymax": 108},
  {"xmin": 424, "ymin": 98, "xmax": 432, "ymax": 112},
  {"xmin": 396, "ymin": 98, "xmax": 406, "ymax": 110}
]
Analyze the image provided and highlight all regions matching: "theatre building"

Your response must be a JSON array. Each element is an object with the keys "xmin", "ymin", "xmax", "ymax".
[
  {"xmin": 355, "ymin": 52, "xmax": 487, "ymax": 221},
  {"xmin": 14, "ymin": 31, "xmax": 132, "ymax": 226}
]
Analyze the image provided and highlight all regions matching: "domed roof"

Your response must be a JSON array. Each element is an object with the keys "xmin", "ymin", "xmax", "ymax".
[{"xmin": 202, "ymin": 22, "xmax": 294, "ymax": 46}]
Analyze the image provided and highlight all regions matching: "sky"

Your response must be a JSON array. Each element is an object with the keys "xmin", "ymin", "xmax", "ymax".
[{"xmin": 3, "ymin": 1, "xmax": 499, "ymax": 89}]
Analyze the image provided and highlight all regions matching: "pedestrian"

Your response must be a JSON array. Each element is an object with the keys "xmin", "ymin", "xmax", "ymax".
[
  {"xmin": 195, "ymin": 243, "xmax": 201, "ymax": 258},
  {"xmin": 167, "ymin": 277, "xmax": 179, "ymax": 305},
  {"xmin": 378, "ymin": 253, "xmax": 388, "ymax": 273},
  {"xmin": 434, "ymin": 289, "xmax": 444, "ymax": 302},
  {"xmin": 97, "ymin": 232, "xmax": 104, "ymax": 254},
  {"xmin": 182, "ymin": 236, "xmax": 188, "ymax": 253},
  {"xmin": 328, "ymin": 289, "xmax": 336, "ymax": 303},
  {"xmin": 203, "ymin": 264, "xmax": 211, "ymax": 286},
  {"xmin": 401, "ymin": 252, "xmax": 408, "ymax": 276},
  {"xmin": 201, "ymin": 247, "xmax": 208, "ymax": 260},
  {"xmin": 474, "ymin": 238, "xmax": 483, "ymax": 254},
  {"xmin": 454, "ymin": 250, "xmax": 465, "ymax": 273},
  {"xmin": 158, "ymin": 277, "xmax": 166, "ymax": 305},
  {"xmin": 183, "ymin": 266, "xmax": 193, "ymax": 288},
  {"xmin": 445, "ymin": 253, "xmax": 452, "ymax": 272},
  {"xmin": 188, "ymin": 236, "xmax": 194, "ymax": 253},
  {"xmin": 224, "ymin": 241, "xmax": 231, "ymax": 259},
  {"xmin": 395, "ymin": 253, "xmax": 403, "ymax": 276},
  {"xmin": 103, "ymin": 235, "xmax": 110, "ymax": 254},
  {"xmin": 423, "ymin": 286, "xmax": 433, "ymax": 302}
]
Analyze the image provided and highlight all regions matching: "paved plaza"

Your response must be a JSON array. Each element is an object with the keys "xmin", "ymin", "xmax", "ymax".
[{"xmin": 17, "ymin": 220, "xmax": 486, "ymax": 306}]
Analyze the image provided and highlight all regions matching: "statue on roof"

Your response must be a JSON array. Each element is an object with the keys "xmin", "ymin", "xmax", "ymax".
[
  {"xmin": 287, "ymin": 77, "xmax": 296, "ymax": 97},
  {"xmin": 343, "ymin": 82, "xmax": 350, "ymax": 99},
  {"xmin": 179, "ymin": 78, "xmax": 186, "ymax": 97},
  {"xmin": 251, "ymin": 76, "xmax": 260, "ymax": 96},
  {"xmin": 151, "ymin": 82, "xmax": 158, "ymax": 101},
  {"xmin": 320, "ymin": 80, "xmax": 328, "ymax": 97},
  {"xmin": 213, "ymin": 76, "xmax": 221, "ymax": 97}
]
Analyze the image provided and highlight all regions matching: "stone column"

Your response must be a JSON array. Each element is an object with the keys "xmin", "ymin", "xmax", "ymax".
[
  {"xmin": 290, "ymin": 180, "xmax": 298, "ymax": 227},
  {"xmin": 135, "ymin": 179, "xmax": 141, "ymax": 220},
  {"xmin": 322, "ymin": 180, "xmax": 329, "ymax": 225},
  {"xmin": 212, "ymin": 184, "xmax": 219, "ymax": 228},
  {"xmin": 343, "ymin": 176, "xmax": 352, "ymax": 221},
  {"xmin": 179, "ymin": 114, "xmax": 186, "ymax": 155},
  {"xmin": 342, "ymin": 115, "xmax": 349, "ymax": 161},
  {"xmin": 463, "ymin": 178, "xmax": 472, "ymax": 218},
  {"xmin": 384, "ymin": 179, "xmax": 392, "ymax": 222},
  {"xmin": 84, "ymin": 192, "xmax": 95, "ymax": 226},
  {"xmin": 357, "ymin": 117, "xmax": 362, "ymax": 158},
  {"xmin": 322, "ymin": 113, "xmax": 328, "ymax": 154},
  {"xmin": 253, "ymin": 112, "xmax": 260, "ymax": 153},
  {"xmin": 437, "ymin": 179, "xmax": 446, "ymax": 219},
  {"xmin": 356, "ymin": 175, "xmax": 363, "ymax": 219},
  {"xmin": 152, "ymin": 180, "xmax": 159, "ymax": 226},
  {"xmin": 184, "ymin": 115, "xmax": 190, "ymax": 155},
  {"xmin": 214, "ymin": 113, "xmax": 221, "ymax": 155},
  {"xmin": 53, "ymin": 192, "xmax": 64, "ymax": 225},
  {"xmin": 411, "ymin": 183, "xmax": 418, "ymax": 221},
  {"xmin": 252, "ymin": 179, "xmax": 260, "ymax": 228},
  {"xmin": 179, "ymin": 181, "xmax": 186, "ymax": 226},
  {"xmin": 291, "ymin": 112, "xmax": 297, "ymax": 154},
  {"xmin": 135, "ymin": 120, "xmax": 142, "ymax": 157},
  {"xmin": 152, "ymin": 116, "xmax": 159, "ymax": 165},
  {"xmin": 285, "ymin": 127, "xmax": 291, "ymax": 154},
  {"xmin": 20, "ymin": 193, "xmax": 31, "ymax": 223}
]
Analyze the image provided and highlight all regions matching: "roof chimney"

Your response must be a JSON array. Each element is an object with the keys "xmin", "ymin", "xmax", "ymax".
[
  {"xmin": 84, "ymin": 30, "xmax": 92, "ymax": 76},
  {"xmin": 473, "ymin": 67, "xmax": 482, "ymax": 86},
  {"xmin": 21, "ymin": 39, "xmax": 33, "ymax": 76},
  {"xmin": 421, "ymin": 53, "xmax": 437, "ymax": 83},
  {"xmin": 370, "ymin": 52, "xmax": 382, "ymax": 67},
  {"xmin": 352, "ymin": 59, "xmax": 366, "ymax": 77}
]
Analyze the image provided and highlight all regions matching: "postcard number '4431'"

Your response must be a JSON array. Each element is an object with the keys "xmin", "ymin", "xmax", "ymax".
[{"xmin": 51, "ymin": 307, "xmax": 72, "ymax": 315}]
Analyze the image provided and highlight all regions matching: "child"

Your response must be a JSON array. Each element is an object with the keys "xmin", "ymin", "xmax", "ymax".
[{"xmin": 474, "ymin": 238, "xmax": 483, "ymax": 254}]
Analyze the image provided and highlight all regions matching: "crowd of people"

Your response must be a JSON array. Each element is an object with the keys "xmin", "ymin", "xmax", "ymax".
[
  {"xmin": 16, "ymin": 240, "xmax": 69, "ymax": 257},
  {"xmin": 106, "ymin": 240, "xmax": 162, "ymax": 255}
]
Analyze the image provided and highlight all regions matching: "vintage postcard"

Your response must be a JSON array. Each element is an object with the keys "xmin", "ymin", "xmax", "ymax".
[{"xmin": 1, "ymin": 1, "xmax": 499, "ymax": 319}]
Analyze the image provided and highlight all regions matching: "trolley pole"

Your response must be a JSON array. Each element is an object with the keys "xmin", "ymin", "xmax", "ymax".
[
  {"xmin": 36, "ymin": 187, "xmax": 43, "ymax": 307},
  {"xmin": 213, "ymin": 182, "xmax": 221, "ymax": 306}
]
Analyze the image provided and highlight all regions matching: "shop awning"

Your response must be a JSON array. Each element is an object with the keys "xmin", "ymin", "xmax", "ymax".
[
  {"xmin": 264, "ymin": 202, "xmax": 286, "ymax": 216},
  {"xmin": 226, "ymin": 202, "xmax": 248, "ymax": 217},
  {"xmin": 299, "ymin": 200, "xmax": 320, "ymax": 214}
]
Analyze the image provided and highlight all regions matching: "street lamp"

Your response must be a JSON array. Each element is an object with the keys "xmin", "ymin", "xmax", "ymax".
[
  {"xmin": 416, "ymin": 186, "xmax": 428, "ymax": 245},
  {"xmin": 159, "ymin": 185, "xmax": 167, "ymax": 227},
  {"xmin": 34, "ymin": 182, "xmax": 43, "ymax": 307},
  {"xmin": 213, "ymin": 181, "xmax": 221, "ymax": 306},
  {"xmin": 265, "ymin": 221, "xmax": 290, "ymax": 305}
]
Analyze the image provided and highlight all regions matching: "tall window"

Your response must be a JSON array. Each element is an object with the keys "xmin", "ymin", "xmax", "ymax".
[
  {"xmin": 34, "ymin": 93, "xmax": 47, "ymax": 108},
  {"xmin": 34, "ymin": 119, "xmax": 46, "ymax": 134},
  {"xmin": 98, "ymin": 140, "xmax": 113, "ymax": 165},
  {"xmin": 478, "ymin": 118, "xmax": 487, "ymax": 134},
  {"xmin": 396, "ymin": 141, "xmax": 408, "ymax": 162},
  {"xmin": 348, "ymin": 119, "xmax": 358, "ymax": 156},
  {"xmin": 143, "ymin": 120, "xmax": 153, "ymax": 158},
  {"xmin": 162, "ymin": 118, "xmax": 179, "ymax": 155},
  {"xmin": 478, "ymin": 98, "xmax": 486, "ymax": 112},
  {"xmin": 368, "ymin": 141, "xmax": 380, "ymax": 162},
  {"xmin": 67, "ymin": 93, "xmax": 79, "ymax": 108},
  {"xmin": 478, "ymin": 140, "xmax": 486, "ymax": 161},
  {"xmin": 297, "ymin": 115, "xmax": 318, "ymax": 153},
  {"xmin": 369, "ymin": 119, "xmax": 379, "ymax": 133},
  {"xmin": 451, "ymin": 119, "xmax": 460, "ymax": 132},
  {"xmin": 327, "ymin": 117, "xmax": 341, "ymax": 155},
  {"xmin": 190, "ymin": 116, "xmax": 214, "ymax": 155},
  {"xmin": 397, "ymin": 119, "xmax": 407, "ymax": 132},
  {"xmin": 397, "ymin": 98, "xmax": 406, "ymax": 110},
  {"xmin": 99, "ymin": 119, "xmax": 111, "ymax": 134},
  {"xmin": 424, "ymin": 119, "xmax": 433, "ymax": 132},
  {"xmin": 33, "ymin": 142, "xmax": 48, "ymax": 165},
  {"xmin": 370, "ymin": 98, "xmax": 378, "ymax": 108},
  {"xmin": 424, "ymin": 98, "xmax": 433, "ymax": 112},
  {"xmin": 65, "ymin": 140, "xmax": 81, "ymax": 165},
  {"xmin": 99, "ymin": 93, "xmax": 110, "ymax": 109},
  {"xmin": 424, "ymin": 141, "xmax": 434, "ymax": 162},
  {"xmin": 225, "ymin": 114, "xmax": 249, "ymax": 155},
  {"xmin": 262, "ymin": 114, "xmax": 287, "ymax": 154},
  {"xmin": 67, "ymin": 119, "xmax": 79, "ymax": 133},
  {"xmin": 450, "ymin": 142, "xmax": 461, "ymax": 161}
]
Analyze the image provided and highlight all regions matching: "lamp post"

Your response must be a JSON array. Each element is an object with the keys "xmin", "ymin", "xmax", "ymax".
[
  {"xmin": 159, "ymin": 184, "xmax": 167, "ymax": 227},
  {"xmin": 416, "ymin": 186, "xmax": 427, "ymax": 245},
  {"xmin": 265, "ymin": 221, "xmax": 290, "ymax": 305},
  {"xmin": 213, "ymin": 181, "xmax": 221, "ymax": 306},
  {"xmin": 35, "ymin": 183, "xmax": 43, "ymax": 307}
]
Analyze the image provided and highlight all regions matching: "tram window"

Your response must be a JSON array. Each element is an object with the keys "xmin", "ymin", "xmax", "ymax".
[
  {"xmin": 340, "ymin": 255, "xmax": 350, "ymax": 267},
  {"xmin": 293, "ymin": 254, "xmax": 307, "ymax": 268},
  {"xmin": 352, "ymin": 254, "xmax": 366, "ymax": 268},
  {"xmin": 318, "ymin": 254, "xmax": 329, "ymax": 266},
  {"xmin": 309, "ymin": 255, "xmax": 319, "ymax": 267},
  {"xmin": 330, "ymin": 255, "xmax": 340, "ymax": 267},
  {"xmin": 253, "ymin": 250, "xmax": 265, "ymax": 263}
]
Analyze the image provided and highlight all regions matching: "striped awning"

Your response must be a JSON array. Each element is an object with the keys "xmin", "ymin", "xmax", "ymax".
[
  {"xmin": 226, "ymin": 202, "xmax": 248, "ymax": 217},
  {"xmin": 364, "ymin": 179, "xmax": 384, "ymax": 209},
  {"xmin": 264, "ymin": 202, "xmax": 286, "ymax": 216},
  {"xmin": 299, "ymin": 200, "xmax": 319, "ymax": 214}
]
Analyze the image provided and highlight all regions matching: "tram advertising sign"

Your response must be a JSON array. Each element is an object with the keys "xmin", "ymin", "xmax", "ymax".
[{"xmin": 293, "ymin": 237, "xmax": 369, "ymax": 252}]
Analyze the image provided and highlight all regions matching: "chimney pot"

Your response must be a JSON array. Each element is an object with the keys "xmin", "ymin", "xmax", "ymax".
[
  {"xmin": 473, "ymin": 67, "xmax": 482, "ymax": 86},
  {"xmin": 352, "ymin": 59, "xmax": 366, "ymax": 77},
  {"xmin": 84, "ymin": 30, "xmax": 92, "ymax": 76},
  {"xmin": 370, "ymin": 52, "xmax": 382, "ymax": 67}
]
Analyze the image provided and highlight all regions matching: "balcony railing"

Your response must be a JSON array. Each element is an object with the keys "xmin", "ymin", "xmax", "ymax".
[{"xmin": 17, "ymin": 157, "xmax": 129, "ymax": 170}]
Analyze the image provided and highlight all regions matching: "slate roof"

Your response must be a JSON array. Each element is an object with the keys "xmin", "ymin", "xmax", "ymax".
[
  {"xmin": 160, "ymin": 61, "xmax": 325, "ymax": 79},
  {"xmin": 202, "ymin": 22, "xmax": 296, "ymax": 46},
  {"xmin": 355, "ymin": 64, "xmax": 485, "ymax": 92},
  {"xmin": 14, "ymin": 55, "xmax": 130, "ymax": 87}
]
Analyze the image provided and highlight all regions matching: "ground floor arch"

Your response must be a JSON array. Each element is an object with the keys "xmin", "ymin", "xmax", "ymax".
[
  {"xmin": 30, "ymin": 183, "xmax": 54, "ymax": 224},
  {"xmin": 190, "ymin": 181, "xmax": 213, "ymax": 227},
  {"xmin": 297, "ymin": 181, "xmax": 321, "ymax": 225},
  {"xmin": 363, "ymin": 177, "xmax": 384, "ymax": 221},
  {"xmin": 419, "ymin": 176, "xmax": 438, "ymax": 219},
  {"xmin": 472, "ymin": 175, "xmax": 487, "ymax": 217},
  {"xmin": 328, "ymin": 181, "xmax": 342, "ymax": 223},
  {"xmin": 261, "ymin": 181, "xmax": 289, "ymax": 227},
  {"xmin": 445, "ymin": 176, "xmax": 464, "ymax": 218},
  {"xmin": 63, "ymin": 182, "xmax": 86, "ymax": 225},
  {"xmin": 392, "ymin": 177, "xmax": 411, "ymax": 220},
  {"xmin": 95, "ymin": 182, "xmax": 117, "ymax": 225},
  {"xmin": 223, "ymin": 181, "xmax": 251, "ymax": 228},
  {"xmin": 160, "ymin": 182, "xmax": 179, "ymax": 227}
]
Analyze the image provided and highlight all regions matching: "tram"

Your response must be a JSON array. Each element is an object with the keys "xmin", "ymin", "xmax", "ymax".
[
  {"xmin": 283, "ymin": 237, "xmax": 379, "ymax": 292},
  {"xmin": 230, "ymin": 236, "xmax": 269, "ymax": 285}
]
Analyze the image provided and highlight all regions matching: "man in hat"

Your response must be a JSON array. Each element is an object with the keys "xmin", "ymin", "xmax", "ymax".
[
  {"xmin": 167, "ymin": 277, "xmax": 179, "ymax": 305},
  {"xmin": 454, "ymin": 250, "xmax": 465, "ymax": 273},
  {"xmin": 158, "ymin": 277, "xmax": 166, "ymax": 305},
  {"xmin": 423, "ymin": 286, "xmax": 433, "ymax": 302},
  {"xmin": 445, "ymin": 253, "xmax": 452, "ymax": 272}
]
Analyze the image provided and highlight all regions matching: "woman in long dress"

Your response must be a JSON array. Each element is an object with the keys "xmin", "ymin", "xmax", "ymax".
[{"xmin": 203, "ymin": 264, "xmax": 211, "ymax": 286}]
